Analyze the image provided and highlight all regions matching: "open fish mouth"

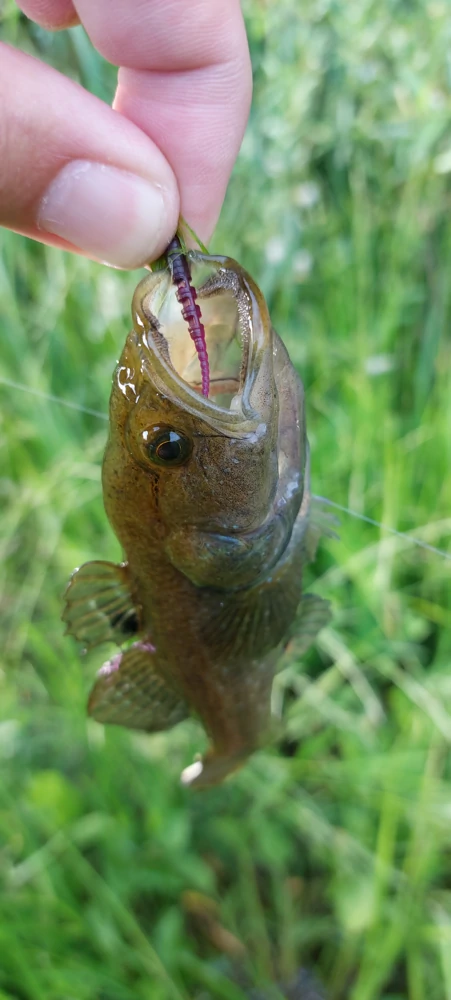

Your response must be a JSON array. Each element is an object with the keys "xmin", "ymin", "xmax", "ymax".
[
  {"xmin": 162, "ymin": 263, "xmax": 247, "ymax": 407},
  {"xmin": 132, "ymin": 253, "xmax": 272, "ymax": 421}
]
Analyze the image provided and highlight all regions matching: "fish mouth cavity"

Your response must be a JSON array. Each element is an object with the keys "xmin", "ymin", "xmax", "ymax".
[{"xmin": 135, "ymin": 257, "xmax": 258, "ymax": 415}]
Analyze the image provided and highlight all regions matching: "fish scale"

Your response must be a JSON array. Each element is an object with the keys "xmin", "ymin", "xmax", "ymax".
[{"xmin": 63, "ymin": 250, "xmax": 331, "ymax": 788}]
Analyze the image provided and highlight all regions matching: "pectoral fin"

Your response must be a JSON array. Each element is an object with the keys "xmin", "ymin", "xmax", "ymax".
[
  {"xmin": 88, "ymin": 643, "xmax": 188, "ymax": 732},
  {"xmin": 63, "ymin": 560, "xmax": 140, "ymax": 650},
  {"xmin": 285, "ymin": 593, "xmax": 332, "ymax": 658}
]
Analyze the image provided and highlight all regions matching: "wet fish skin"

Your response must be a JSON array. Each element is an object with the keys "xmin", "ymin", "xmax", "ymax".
[{"xmin": 63, "ymin": 253, "xmax": 330, "ymax": 787}]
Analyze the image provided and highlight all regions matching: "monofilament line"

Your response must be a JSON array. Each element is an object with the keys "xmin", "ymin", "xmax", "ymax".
[
  {"xmin": 313, "ymin": 495, "xmax": 451, "ymax": 561},
  {"xmin": 1, "ymin": 375, "xmax": 448, "ymax": 561},
  {"xmin": 0, "ymin": 376, "xmax": 108, "ymax": 420}
]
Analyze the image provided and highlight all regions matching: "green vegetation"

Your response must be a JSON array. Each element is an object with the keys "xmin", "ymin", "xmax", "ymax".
[{"xmin": 1, "ymin": 2, "xmax": 451, "ymax": 997}]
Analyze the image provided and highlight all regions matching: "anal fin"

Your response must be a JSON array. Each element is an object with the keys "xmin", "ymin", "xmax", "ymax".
[
  {"xmin": 88, "ymin": 643, "xmax": 188, "ymax": 733},
  {"xmin": 63, "ymin": 560, "xmax": 140, "ymax": 650}
]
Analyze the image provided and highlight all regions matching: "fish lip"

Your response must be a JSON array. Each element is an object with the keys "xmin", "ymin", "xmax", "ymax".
[{"xmin": 133, "ymin": 255, "xmax": 275, "ymax": 438}]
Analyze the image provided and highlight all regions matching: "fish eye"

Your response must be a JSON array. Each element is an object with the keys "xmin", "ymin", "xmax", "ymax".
[{"xmin": 144, "ymin": 426, "xmax": 192, "ymax": 467}]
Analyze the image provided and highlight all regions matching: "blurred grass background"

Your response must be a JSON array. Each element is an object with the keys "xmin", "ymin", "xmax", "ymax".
[{"xmin": 1, "ymin": 1, "xmax": 451, "ymax": 998}]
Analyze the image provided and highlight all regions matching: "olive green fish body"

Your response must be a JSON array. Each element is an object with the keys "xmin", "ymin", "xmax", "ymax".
[{"xmin": 64, "ymin": 254, "xmax": 330, "ymax": 787}]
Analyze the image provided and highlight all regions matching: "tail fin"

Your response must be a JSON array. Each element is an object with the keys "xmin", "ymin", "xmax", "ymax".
[{"xmin": 181, "ymin": 748, "xmax": 249, "ymax": 790}]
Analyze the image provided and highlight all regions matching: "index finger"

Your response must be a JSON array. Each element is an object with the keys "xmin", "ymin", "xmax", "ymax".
[{"xmin": 19, "ymin": 0, "xmax": 253, "ymax": 242}]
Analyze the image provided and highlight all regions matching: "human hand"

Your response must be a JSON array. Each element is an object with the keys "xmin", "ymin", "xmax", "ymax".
[{"xmin": 1, "ymin": 0, "xmax": 252, "ymax": 267}]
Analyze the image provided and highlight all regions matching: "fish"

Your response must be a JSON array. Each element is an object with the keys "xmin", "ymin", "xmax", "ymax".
[{"xmin": 63, "ymin": 249, "xmax": 331, "ymax": 788}]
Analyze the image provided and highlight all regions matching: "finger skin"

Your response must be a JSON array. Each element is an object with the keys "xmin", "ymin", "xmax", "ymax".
[
  {"xmin": 115, "ymin": 61, "xmax": 251, "ymax": 242},
  {"xmin": 72, "ymin": 0, "xmax": 249, "ymax": 73},
  {"xmin": 9, "ymin": 0, "xmax": 252, "ymax": 247},
  {"xmin": 0, "ymin": 43, "xmax": 179, "ymax": 259},
  {"xmin": 16, "ymin": 0, "xmax": 79, "ymax": 29},
  {"xmin": 72, "ymin": 0, "xmax": 252, "ymax": 240}
]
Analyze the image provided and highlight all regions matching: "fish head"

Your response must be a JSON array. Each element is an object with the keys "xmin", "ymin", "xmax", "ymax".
[{"xmin": 103, "ymin": 254, "xmax": 306, "ymax": 586}]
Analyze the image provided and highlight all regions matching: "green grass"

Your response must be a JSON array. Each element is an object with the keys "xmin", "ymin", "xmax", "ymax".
[{"xmin": 1, "ymin": 1, "xmax": 451, "ymax": 998}]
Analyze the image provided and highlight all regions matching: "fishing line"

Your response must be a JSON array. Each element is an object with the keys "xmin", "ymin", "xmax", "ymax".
[
  {"xmin": 0, "ymin": 376, "xmax": 108, "ymax": 420},
  {"xmin": 0, "ymin": 376, "xmax": 449, "ymax": 561},
  {"xmin": 313, "ymin": 495, "xmax": 451, "ymax": 561}
]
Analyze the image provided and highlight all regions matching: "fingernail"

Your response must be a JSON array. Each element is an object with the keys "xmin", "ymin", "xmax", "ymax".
[{"xmin": 37, "ymin": 160, "xmax": 167, "ymax": 268}]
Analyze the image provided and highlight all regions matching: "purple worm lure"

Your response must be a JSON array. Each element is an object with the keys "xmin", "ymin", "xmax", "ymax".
[{"xmin": 166, "ymin": 236, "xmax": 210, "ymax": 398}]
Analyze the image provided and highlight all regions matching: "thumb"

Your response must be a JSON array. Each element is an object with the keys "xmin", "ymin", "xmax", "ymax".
[{"xmin": 0, "ymin": 44, "xmax": 179, "ymax": 268}]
